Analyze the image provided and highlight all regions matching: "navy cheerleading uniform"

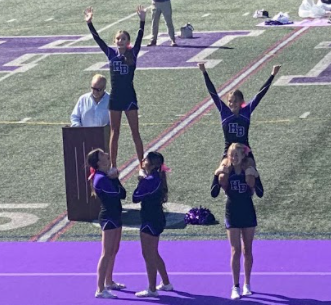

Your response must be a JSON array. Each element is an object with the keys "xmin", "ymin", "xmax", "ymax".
[
  {"xmin": 93, "ymin": 171, "xmax": 126, "ymax": 230},
  {"xmin": 203, "ymin": 71, "xmax": 274, "ymax": 159},
  {"xmin": 132, "ymin": 170, "xmax": 166, "ymax": 236},
  {"xmin": 225, "ymin": 169, "xmax": 257, "ymax": 229},
  {"xmin": 88, "ymin": 21, "xmax": 145, "ymax": 111}
]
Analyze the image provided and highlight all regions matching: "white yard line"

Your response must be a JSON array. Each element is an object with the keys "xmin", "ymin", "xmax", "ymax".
[
  {"xmin": 299, "ymin": 111, "xmax": 310, "ymax": 119},
  {"xmin": 0, "ymin": 204, "xmax": 48, "ymax": 209},
  {"xmin": 36, "ymin": 217, "xmax": 70, "ymax": 242},
  {"xmin": 18, "ymin": 117, "xmax": 31, "ymax": 123}
]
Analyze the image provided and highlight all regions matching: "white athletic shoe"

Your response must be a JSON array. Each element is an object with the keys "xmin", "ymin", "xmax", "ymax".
[
  {"xmin": 135, "ymin": 289, "xmax": 159, "ymax": 298},
  {"xmin": 95, "ymin": 289, "xmax": 117, "ymax": 299},
  {"xmin": 231, "ymin": 286, "xmax": 241, "ymax": 300},
  {"xmin": 243, "ymin": 284, "xmax": 252, "ymax": 296},
  {"xmin": 105, "ymin": 282, "xmax": 126, "ymax": 290},
  {"xmin": 156, "ymin": 282, "xmax": 174, "ymax": 291}
]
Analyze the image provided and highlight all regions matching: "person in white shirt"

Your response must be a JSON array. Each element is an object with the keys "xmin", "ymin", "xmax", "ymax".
[{"xmin": 71, "ymin": 74, "xmax": 110, "ymax": 127}]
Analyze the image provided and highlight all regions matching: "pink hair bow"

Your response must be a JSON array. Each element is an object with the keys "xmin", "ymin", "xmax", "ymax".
[
  {"xmin": 243, "ymin": 145, "xmax": 251, "ymax": 156},
  {"xmin": 88, "ymin": 167, "xmax": 96, "ymax": 181},
  {"xmin": 161, "ymin": 164, "xmax": 171, "ymax": 172}
]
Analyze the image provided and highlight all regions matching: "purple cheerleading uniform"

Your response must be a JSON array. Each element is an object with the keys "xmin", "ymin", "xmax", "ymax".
[
  {"xmin": 225, "ymin": 169, "xmax": 257, "ymax": 229},
  {"xmin": 203, "ymin": 71, "xmax": 274, "ymax": 159},
  {"xmin": 88, "ymin": 21, "xmax": 145, "ymax": 111},
  {"xmin": 132, "ymin": 170, "xmax": 166, "ymax": 237},
  {"xmin": 93, "ymin": 171, "xmax": 126, "ymax": 230}
]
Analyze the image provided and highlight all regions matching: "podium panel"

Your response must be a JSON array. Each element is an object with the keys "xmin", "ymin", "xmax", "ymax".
[{"xmin": 62, "ymin": 126, "xmax": 110, "ymax": 221}]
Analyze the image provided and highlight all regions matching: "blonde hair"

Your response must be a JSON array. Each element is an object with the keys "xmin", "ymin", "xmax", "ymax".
[{"xmin": 227, "ymin": 143, "xmax": 246, "ymax": 158}]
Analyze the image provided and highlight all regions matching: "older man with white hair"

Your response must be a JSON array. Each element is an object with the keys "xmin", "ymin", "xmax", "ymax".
[{"xmin": 71, "ymin": 74, "xmax": 110, "ymax": 127}]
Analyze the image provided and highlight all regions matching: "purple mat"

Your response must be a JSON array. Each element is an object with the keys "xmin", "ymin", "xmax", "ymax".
[{"xmin": 1, "ymin": 241, "xmax": 331, "ymax": 304}]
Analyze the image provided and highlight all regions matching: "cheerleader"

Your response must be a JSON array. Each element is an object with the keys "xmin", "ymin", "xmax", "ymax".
[{"xmin": 132, "ymin": 151, "xmax": 173, "ymax": 297}]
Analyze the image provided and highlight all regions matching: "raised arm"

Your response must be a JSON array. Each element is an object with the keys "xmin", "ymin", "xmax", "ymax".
[
  {"xmin": 84, "ymin": 7, "xmax": 114, "ymax": 58},
  {"xmin": 248, "ymin": 65, "xmax": 281, "ymax": 112},
  {"xmin": 198, "ymin": 63, "xmax": 228, "ymax": 113},
  {"xmin": 133, "ymin": 5, "xmax": 146, "ymax": 55}
]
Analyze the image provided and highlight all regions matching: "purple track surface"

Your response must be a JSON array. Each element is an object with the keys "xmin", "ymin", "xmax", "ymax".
[{"xmin": 1, "ymin": 241, "xmax": 331, "ymax": 305}]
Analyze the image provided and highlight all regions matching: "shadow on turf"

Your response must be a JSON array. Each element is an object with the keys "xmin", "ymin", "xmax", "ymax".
[
  {"xmin": 115, "ymin": 290, "xmax": 330, "ymax": 305},
  {"xmin": 122, "ymin": 208, "xmax": 189, "ymax": 230},
  {"xmin": 116, "ymin": 289, "xmax": 251, "ymax": 304},
  {"xmin": 242, "ymin": 292, "xmax": 331, "ymax": 305}
]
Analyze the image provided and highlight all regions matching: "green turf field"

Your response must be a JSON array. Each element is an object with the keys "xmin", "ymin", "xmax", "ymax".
[{"xmin": 1, "ymin": 0, "xmax": 331, "ymax": 241}]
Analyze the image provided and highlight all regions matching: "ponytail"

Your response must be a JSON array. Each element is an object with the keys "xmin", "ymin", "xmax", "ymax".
[
  {"xmin": 86, "ymin": 148, "xmax": 102, "ymax": 197},
  {"xmin": 159, "ymin": 170, "xmax": 168, "ymax": 204},
  {"xmin": 88, "ymin": 168, "xmax": 97, "ymax": 198},
  {"xmin": 146, "ymin": 151, "xmax": 169, "ymax": 204}
]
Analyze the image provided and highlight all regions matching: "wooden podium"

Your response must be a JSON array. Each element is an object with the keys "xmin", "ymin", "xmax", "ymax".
[{"xmin": 62, "ymin": 126, "xmax": 110, "ymax": 221}]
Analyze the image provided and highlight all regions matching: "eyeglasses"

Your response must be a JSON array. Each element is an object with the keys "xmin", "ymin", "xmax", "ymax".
[{"xmin": 91, "ymin": 87, "xmax": 104, "ymax": 92}]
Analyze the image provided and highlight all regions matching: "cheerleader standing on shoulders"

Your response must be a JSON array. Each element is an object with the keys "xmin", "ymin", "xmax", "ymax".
[
  {"xmin": 85, "ymin": 5, "xmax": 147, "ymax": 178},
  {"xmin": 198, "ymin": 63, "xmax": 281, "ymax": 198}
]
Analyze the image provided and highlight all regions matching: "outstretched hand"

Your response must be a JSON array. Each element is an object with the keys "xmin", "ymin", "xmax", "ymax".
[
  {"xmin": 137, "ymin": 5, "xmax": 146, "ymax": 21},
  {"xmin": 84, "ymin": 7, "xmax": 93, "ymax": 23},
  {"xmin": 272, "ymin": 65, "xmax": 281, "ymax": 76},
  {"xmin": 197, "ymin": 62, "xmax": 206, "ymax": 72}
]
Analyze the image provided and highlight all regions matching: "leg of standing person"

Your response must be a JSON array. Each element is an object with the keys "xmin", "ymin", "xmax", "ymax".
[
  {"xmin": 135, "ymin": 232, "xmax": 159, "ymax": 297},
  {"xmin": 109, "ymin": 110, "xmax": 122, "ymax": 176},
  {"xmin": 161, "ymin": 1, "xmax": 176, "ymax": 46},
  {"xmin": 104, "ymin": 227, "xmax": 126, "ymax": 290},
  {"xmin": 241, "ymin": 227, "xmax": 255, "ymax": 295},
  {"xmin": 125, "ymin": 110, "xmax": 144, "ymax": 168},
  {"xmin": 95, "ymin": 227, "xmax": 122, "ymax": 298},
  {"xmin": 155, "ymin": 247, "xmax": 173, "ymax": 290},
  {"xmin": 149, "ymin": 2, "xmax": 162, "ymax": 46},
  {"xmin": 227, "ymin": 228, "xmax": 241, "ymax": 299}
]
